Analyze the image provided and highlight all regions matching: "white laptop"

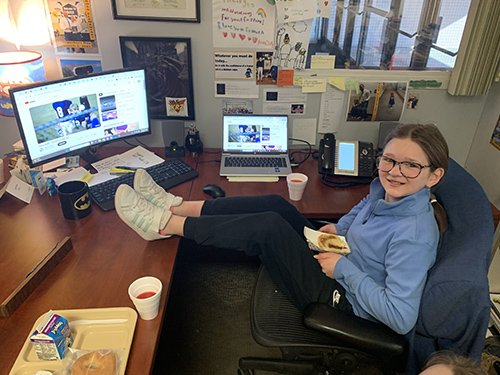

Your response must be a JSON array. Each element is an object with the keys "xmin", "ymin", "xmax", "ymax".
[{"xmin": 219, "ymin": 114, "xmax": 292, "ymax": 177}]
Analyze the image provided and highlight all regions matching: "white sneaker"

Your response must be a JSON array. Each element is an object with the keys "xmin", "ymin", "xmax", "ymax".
[
  {"xmin": 115, "ymin": 184, "xmax": 172, "ymax": 241},
  {"xmin": 133, "ymin": 169, "xmax": 183, "ymax": 209}
]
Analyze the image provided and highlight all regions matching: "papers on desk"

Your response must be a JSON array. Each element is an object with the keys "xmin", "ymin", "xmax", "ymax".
[{"xmin": 89, "ymin": 146, "xmax": 164, "ymax": 187}]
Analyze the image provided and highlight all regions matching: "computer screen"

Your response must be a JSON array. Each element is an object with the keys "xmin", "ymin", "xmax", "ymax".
[
  {"xmin": 10, "ymin": 67, "xmax": 151, "ymax": 168},
  {"xmin": 222, "ymin": 115, "xmax": 289, "ymax": 153}
]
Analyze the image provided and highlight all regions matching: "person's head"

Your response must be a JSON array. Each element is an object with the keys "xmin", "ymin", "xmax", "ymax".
[
  {"xmin": 420, "ymin": 351, "xmax": 485, "ymax": 375},
  {"xmin": 359, "ymin": 84, "xmax": 365, "ymax": 91},
  {"xmin": 378, "ymin": 124, "xmax": 448, "ymax": 204}
]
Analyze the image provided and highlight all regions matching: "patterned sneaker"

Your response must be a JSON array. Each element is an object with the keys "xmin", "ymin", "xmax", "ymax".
[
  {"xmin": 133, "ymin": 168, "xmax": 183, "ymax": 209},
  {"xmin": 115, "ymin": 184, "xmax": 172, "ymax": 241}
]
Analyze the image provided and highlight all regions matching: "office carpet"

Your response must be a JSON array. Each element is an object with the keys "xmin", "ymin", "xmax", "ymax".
[{"xmin": 152, "ymin": 239, "xmax": 282, "ymax": 375}]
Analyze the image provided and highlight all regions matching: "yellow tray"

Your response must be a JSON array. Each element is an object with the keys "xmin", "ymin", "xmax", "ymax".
[{"xmin": 9, "ymin": 307, "xmax": 138, "ymax": 375}]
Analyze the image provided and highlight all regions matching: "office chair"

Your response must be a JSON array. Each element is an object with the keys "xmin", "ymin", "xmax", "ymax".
[{"xmin": 239, "ymin": 159, "xmax": 494, "ymax": 375}]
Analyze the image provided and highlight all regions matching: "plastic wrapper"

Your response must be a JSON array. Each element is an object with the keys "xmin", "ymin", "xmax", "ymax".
[{"xmin": 53, "ymin": 348, "xmax": 124, "ymax": 375}]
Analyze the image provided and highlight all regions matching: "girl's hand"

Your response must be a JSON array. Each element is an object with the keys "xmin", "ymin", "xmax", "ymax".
[
  {"xmin": 314, "ymin": 252, "xmax": 342, "ymax": 279},
  {"xmin": 318, "ymin": 224, "xmax": 337, "ymax": 234}
]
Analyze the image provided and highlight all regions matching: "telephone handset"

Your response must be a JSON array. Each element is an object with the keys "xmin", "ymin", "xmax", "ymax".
[
  {"xmin": 318, "ymin": 133, "xmax": 375, "ymax": 178},
  {"xmin": 318, "ymin": 133, "xmax": 336, "ymax": 173}
]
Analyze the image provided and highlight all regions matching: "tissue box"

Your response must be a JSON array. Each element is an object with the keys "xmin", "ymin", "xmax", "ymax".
[{"xmin": 30, "ymin": 311, "xmax": 73, "ymax": 360}]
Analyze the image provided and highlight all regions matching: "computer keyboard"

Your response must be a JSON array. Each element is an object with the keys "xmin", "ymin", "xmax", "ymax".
[
  {"xmin": 224, "ymin": 156, "xmax": 287, "ymax": 168},
  {"xmin": 89, "ymin": 158, "xmax": 199, "ymax": 211}
]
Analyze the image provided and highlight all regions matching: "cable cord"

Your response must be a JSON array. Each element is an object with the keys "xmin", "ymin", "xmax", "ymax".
[
  {"xmin": 320, "ymin": 171, "xmax": 373, "ymax": 188},
  {"xmin": 288, "ymin": 137, "xmax": 312, "ymax": 166}
]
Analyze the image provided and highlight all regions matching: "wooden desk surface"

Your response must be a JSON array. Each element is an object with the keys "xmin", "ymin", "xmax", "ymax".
[
  {"xmin": 191, "ymin": 149, "xmax": 370, "ymax": 220},
  {"xmin": 2, "ymin": 147, "xmax": 499, "ymax": 375},
  {"xmin": 0, "ymin": 147, "xmax": 194, "ymax": 375}
]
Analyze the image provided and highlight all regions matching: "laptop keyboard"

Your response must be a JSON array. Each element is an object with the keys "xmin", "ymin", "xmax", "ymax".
[{"xmin": 224, "ymin": 156, "xmax": 287, "ymax": 168}]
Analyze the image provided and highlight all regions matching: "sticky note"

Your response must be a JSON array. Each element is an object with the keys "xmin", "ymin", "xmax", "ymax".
[
  {"xmin": 311, "ymin": 55, "xmax": 336, "ymax": 69},
  {"xmin": 302, "ymin": 78, "xmax": 327, "ymax": 93},
  {"xmin": 328, "ymin": 77, "xmax": 346, "ymax": 90},
  {"xmin": 345, "ymin": 79, "xmax": 360, "ymax": 93},
  {"xmin": 278, "ymin": 69, "xmax": 294, "ymax": 86}
]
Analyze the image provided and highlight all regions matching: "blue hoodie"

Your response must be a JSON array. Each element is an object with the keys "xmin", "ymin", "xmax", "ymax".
[{"xmin": 334, "ymin": 178, "xmax": 438, "ymax": 335}]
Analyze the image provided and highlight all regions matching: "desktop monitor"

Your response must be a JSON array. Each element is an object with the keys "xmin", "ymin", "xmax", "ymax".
[{"xmin": 9, "ymin": 67, "xmax": 151, "ymax": 168}]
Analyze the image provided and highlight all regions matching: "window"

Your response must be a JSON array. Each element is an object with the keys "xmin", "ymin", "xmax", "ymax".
[{"xmin": 308, "ymin": 0, "xmax": 472, "ymax": 71}]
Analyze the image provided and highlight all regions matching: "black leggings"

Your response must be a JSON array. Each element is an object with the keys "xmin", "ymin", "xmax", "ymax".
[{"xmin": 183, "ymin": 194, "xmax": 353, "ymax": 313}]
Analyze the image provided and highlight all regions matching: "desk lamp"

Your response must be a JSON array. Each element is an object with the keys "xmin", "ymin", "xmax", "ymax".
[{"xmin": 0, "ymin": 51, "xmax": 46, "ymax": 117}]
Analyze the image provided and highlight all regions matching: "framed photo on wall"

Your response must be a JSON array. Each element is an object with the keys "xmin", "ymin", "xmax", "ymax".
[
  {"xmin": 119, "ymin": 36, "xmax": 195, "ymax": 120},
  {"xmin": 111, "ymin": 0, "xmax": 200, "ymax": 23}
]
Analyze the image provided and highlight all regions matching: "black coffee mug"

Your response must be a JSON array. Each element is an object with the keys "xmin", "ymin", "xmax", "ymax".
[{"xmin": 57, "ymin": 181, "xmax": 92, "ymax": 220}]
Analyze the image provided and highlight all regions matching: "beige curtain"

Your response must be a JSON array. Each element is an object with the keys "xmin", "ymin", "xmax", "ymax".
[{"xmin": 448, "ymin": 0, "xmax": 500, "ymax": 96}]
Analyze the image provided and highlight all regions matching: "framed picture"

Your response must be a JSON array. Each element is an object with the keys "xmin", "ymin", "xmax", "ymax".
[
  {"xmin": 119, "ymin": 36, "xmax": 195, "ymax": 120},
  {"xmin": 111, "ymin": 0, "xmax": 200, "ymax": 23}
]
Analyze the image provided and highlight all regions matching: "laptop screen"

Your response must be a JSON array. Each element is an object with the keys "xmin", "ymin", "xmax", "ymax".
[{"xmin": 222, "ymin": 115, "xmax": 289, "ymax": 153}]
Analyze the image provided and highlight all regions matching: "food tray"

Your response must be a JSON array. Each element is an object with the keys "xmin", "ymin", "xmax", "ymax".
[{"xmin": 9, "ymin": 307, "xmax": 137, "ymax": 375}]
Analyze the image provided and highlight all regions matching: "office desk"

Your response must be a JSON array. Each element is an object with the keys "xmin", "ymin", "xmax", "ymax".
[
  {"xmin": 0, "ymin": 148, "xmax": 194, "ymax": 375},
  {"xmin": 191, "ymin": 149, "xmax": 370, "ymax": 220},
  {"xmin": 1, "ymin": 147, "xmax": 499, "ymax": 375}
]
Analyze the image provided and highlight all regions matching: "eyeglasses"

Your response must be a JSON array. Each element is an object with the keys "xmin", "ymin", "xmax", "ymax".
[{"xmin": 376, "ymin": 156, "xmax": 432, "ymax": 179}]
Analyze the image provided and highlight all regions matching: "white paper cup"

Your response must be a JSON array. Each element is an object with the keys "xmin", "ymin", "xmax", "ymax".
[
  {"xmin": 128, "ymin": 276, "xmax": 162, "ymax": 320},
  {"xmin": 286, "ymin": 173, "xmax": 308, "ymax": 201}
]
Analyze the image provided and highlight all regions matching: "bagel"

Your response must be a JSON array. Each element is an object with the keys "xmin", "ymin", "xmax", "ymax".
[
  {"xmin": 316, "ymin": 233, "xmax": 350, "ymax": 254},
  {"xmin": 72, "ymin": 350, "xmax": 117, "ymax": 375}
]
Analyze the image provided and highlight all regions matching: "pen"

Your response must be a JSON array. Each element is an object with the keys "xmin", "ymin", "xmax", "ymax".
[{"xmin": 114, "ymin": 166, "xmax": 139, "ymax": 170}]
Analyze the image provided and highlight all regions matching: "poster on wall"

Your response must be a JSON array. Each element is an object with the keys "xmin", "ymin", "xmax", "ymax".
[
  {"xmin": 212, "ymin": 0, "xmax": 275, "ymax": 49},
  {"xmin": 490, "ymin": 114, "xmax": 500, "ymax": 151},
  {"xmin": 274, "ymin": 20, "xmax": 312, "ymax": 70},
  {"xmin": 214, "ymin": 52, "xmax": 255, "ymax": 80},
  {"xmin": 346, "ymin": 81, "xmax": 407, "ymax": 122},
  {"xmin": 47, "ymin": 0, "xmax": 99, "ymax": 54},
  {"xmin": 119, "ymin": 36, "xmax": 195, "ymax": 120},
  {"xmin": 256, "ymin": 51, "xmax": 276, "ymax": 85}
]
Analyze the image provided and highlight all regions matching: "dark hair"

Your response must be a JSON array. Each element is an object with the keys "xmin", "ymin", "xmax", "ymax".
[
  {"xmin": 383, "ymin": 124, "xmax": 449, "ymax": 234},
  {"xmin": 422, "ymin": 351, "xmax": 485, "ymax": 375}
]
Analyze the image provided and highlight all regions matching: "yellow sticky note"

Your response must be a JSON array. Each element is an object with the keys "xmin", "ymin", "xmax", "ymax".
[
  {"xmin": 302, "ymin": 78, "xmax": 327, "ymax": 93},
  {"xmin": 293, "ymin": 76, "xmax": 303, "ymax": 86},
  {"xmin": 329, "ymin": 77, "xmax": 346, "ymax": 90},
  {"xmin": 311, "ymin": 55, "xmax": 336, "ymax": 69},
  {"xmin": 345, "ymin": 79, "xmax": 360, "ymax": 93}
]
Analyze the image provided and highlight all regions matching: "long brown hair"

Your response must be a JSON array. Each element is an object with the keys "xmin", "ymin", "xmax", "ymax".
[{"xmin": 383, "ymin": 124, "xmax": 449, "ymax": 234}]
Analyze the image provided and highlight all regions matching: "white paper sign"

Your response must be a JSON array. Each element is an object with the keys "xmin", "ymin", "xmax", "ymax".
[
  {"xmin": 319, "ymin": 84, "xmax": 346, "ymax": 133},
  {"xmin": 212, "ymin": 0, "xmax": 275, "ymax": 49},
  {"xmin": 275, "ymin": 0, "xmax": 331, "ymax": 23},
  {"xmin": 6, "ymin": 175, "xmax": 35, "ymax": 204}
]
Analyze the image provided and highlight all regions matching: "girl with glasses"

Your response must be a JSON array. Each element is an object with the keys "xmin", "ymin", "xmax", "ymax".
[{"xmin": 115, "ymin": 123, "xmax": 448, "ymax": 336}]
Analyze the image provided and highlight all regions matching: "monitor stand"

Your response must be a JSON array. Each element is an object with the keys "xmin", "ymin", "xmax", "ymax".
[{"xmin": 80, "ymin": 147, "xmax": 99, "ymax": 170}]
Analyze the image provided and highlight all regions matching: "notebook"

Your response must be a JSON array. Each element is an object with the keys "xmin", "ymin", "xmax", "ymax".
[{"xmin": 219, "ymin": 114, "xmax": 292, "ymax": 177}]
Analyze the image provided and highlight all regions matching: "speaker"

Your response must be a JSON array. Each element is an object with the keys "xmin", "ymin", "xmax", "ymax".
[{"xmin": 161, "ymin": 120, "xmax": 186, "ymax": 158}]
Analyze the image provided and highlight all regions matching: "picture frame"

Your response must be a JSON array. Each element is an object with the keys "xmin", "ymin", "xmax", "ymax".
[
  {"xmin": 111, "ymin": 0, "xmax": 200, "ymax": 23},
  {"xmin": 119, "ymin": 36, "xmax": 195, "ymax": 120}
]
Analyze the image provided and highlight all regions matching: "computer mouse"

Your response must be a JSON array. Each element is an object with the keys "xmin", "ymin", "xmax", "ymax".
[{"xmin": 203, "ymin": 184, "xmax": 226, "ymax": 198}]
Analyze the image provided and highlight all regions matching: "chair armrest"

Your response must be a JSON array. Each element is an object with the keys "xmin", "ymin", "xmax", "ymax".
[{"xmin": 303, "ymin": 303, "xmax": 408, "ymax": 358}]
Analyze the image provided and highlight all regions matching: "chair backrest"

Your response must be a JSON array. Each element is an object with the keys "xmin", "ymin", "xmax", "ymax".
[{"xmin": 409, "ymin": 159, "xmax": 494, "ymax": 371}]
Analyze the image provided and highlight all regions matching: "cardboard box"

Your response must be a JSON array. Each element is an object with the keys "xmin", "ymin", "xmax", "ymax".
[{"xmin": 29, "ymin": 311, "xmax": 73, "ymax": 360}]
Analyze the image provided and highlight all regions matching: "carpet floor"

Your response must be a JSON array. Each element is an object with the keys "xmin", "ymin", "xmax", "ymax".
[{"xmin": 152, "ymin": 239, "xmax": 281, "ymax": 375}]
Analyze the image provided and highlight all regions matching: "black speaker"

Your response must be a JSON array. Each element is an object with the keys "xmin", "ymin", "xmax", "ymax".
[{"xmin": 161, "ymin": 120, "xmax": 186, "ymax": 158}]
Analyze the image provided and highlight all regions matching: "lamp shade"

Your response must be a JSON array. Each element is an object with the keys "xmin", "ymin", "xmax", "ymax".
[{"xmin": 0, "ymin": 51, "xmax": 46, "ymax": 117}]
